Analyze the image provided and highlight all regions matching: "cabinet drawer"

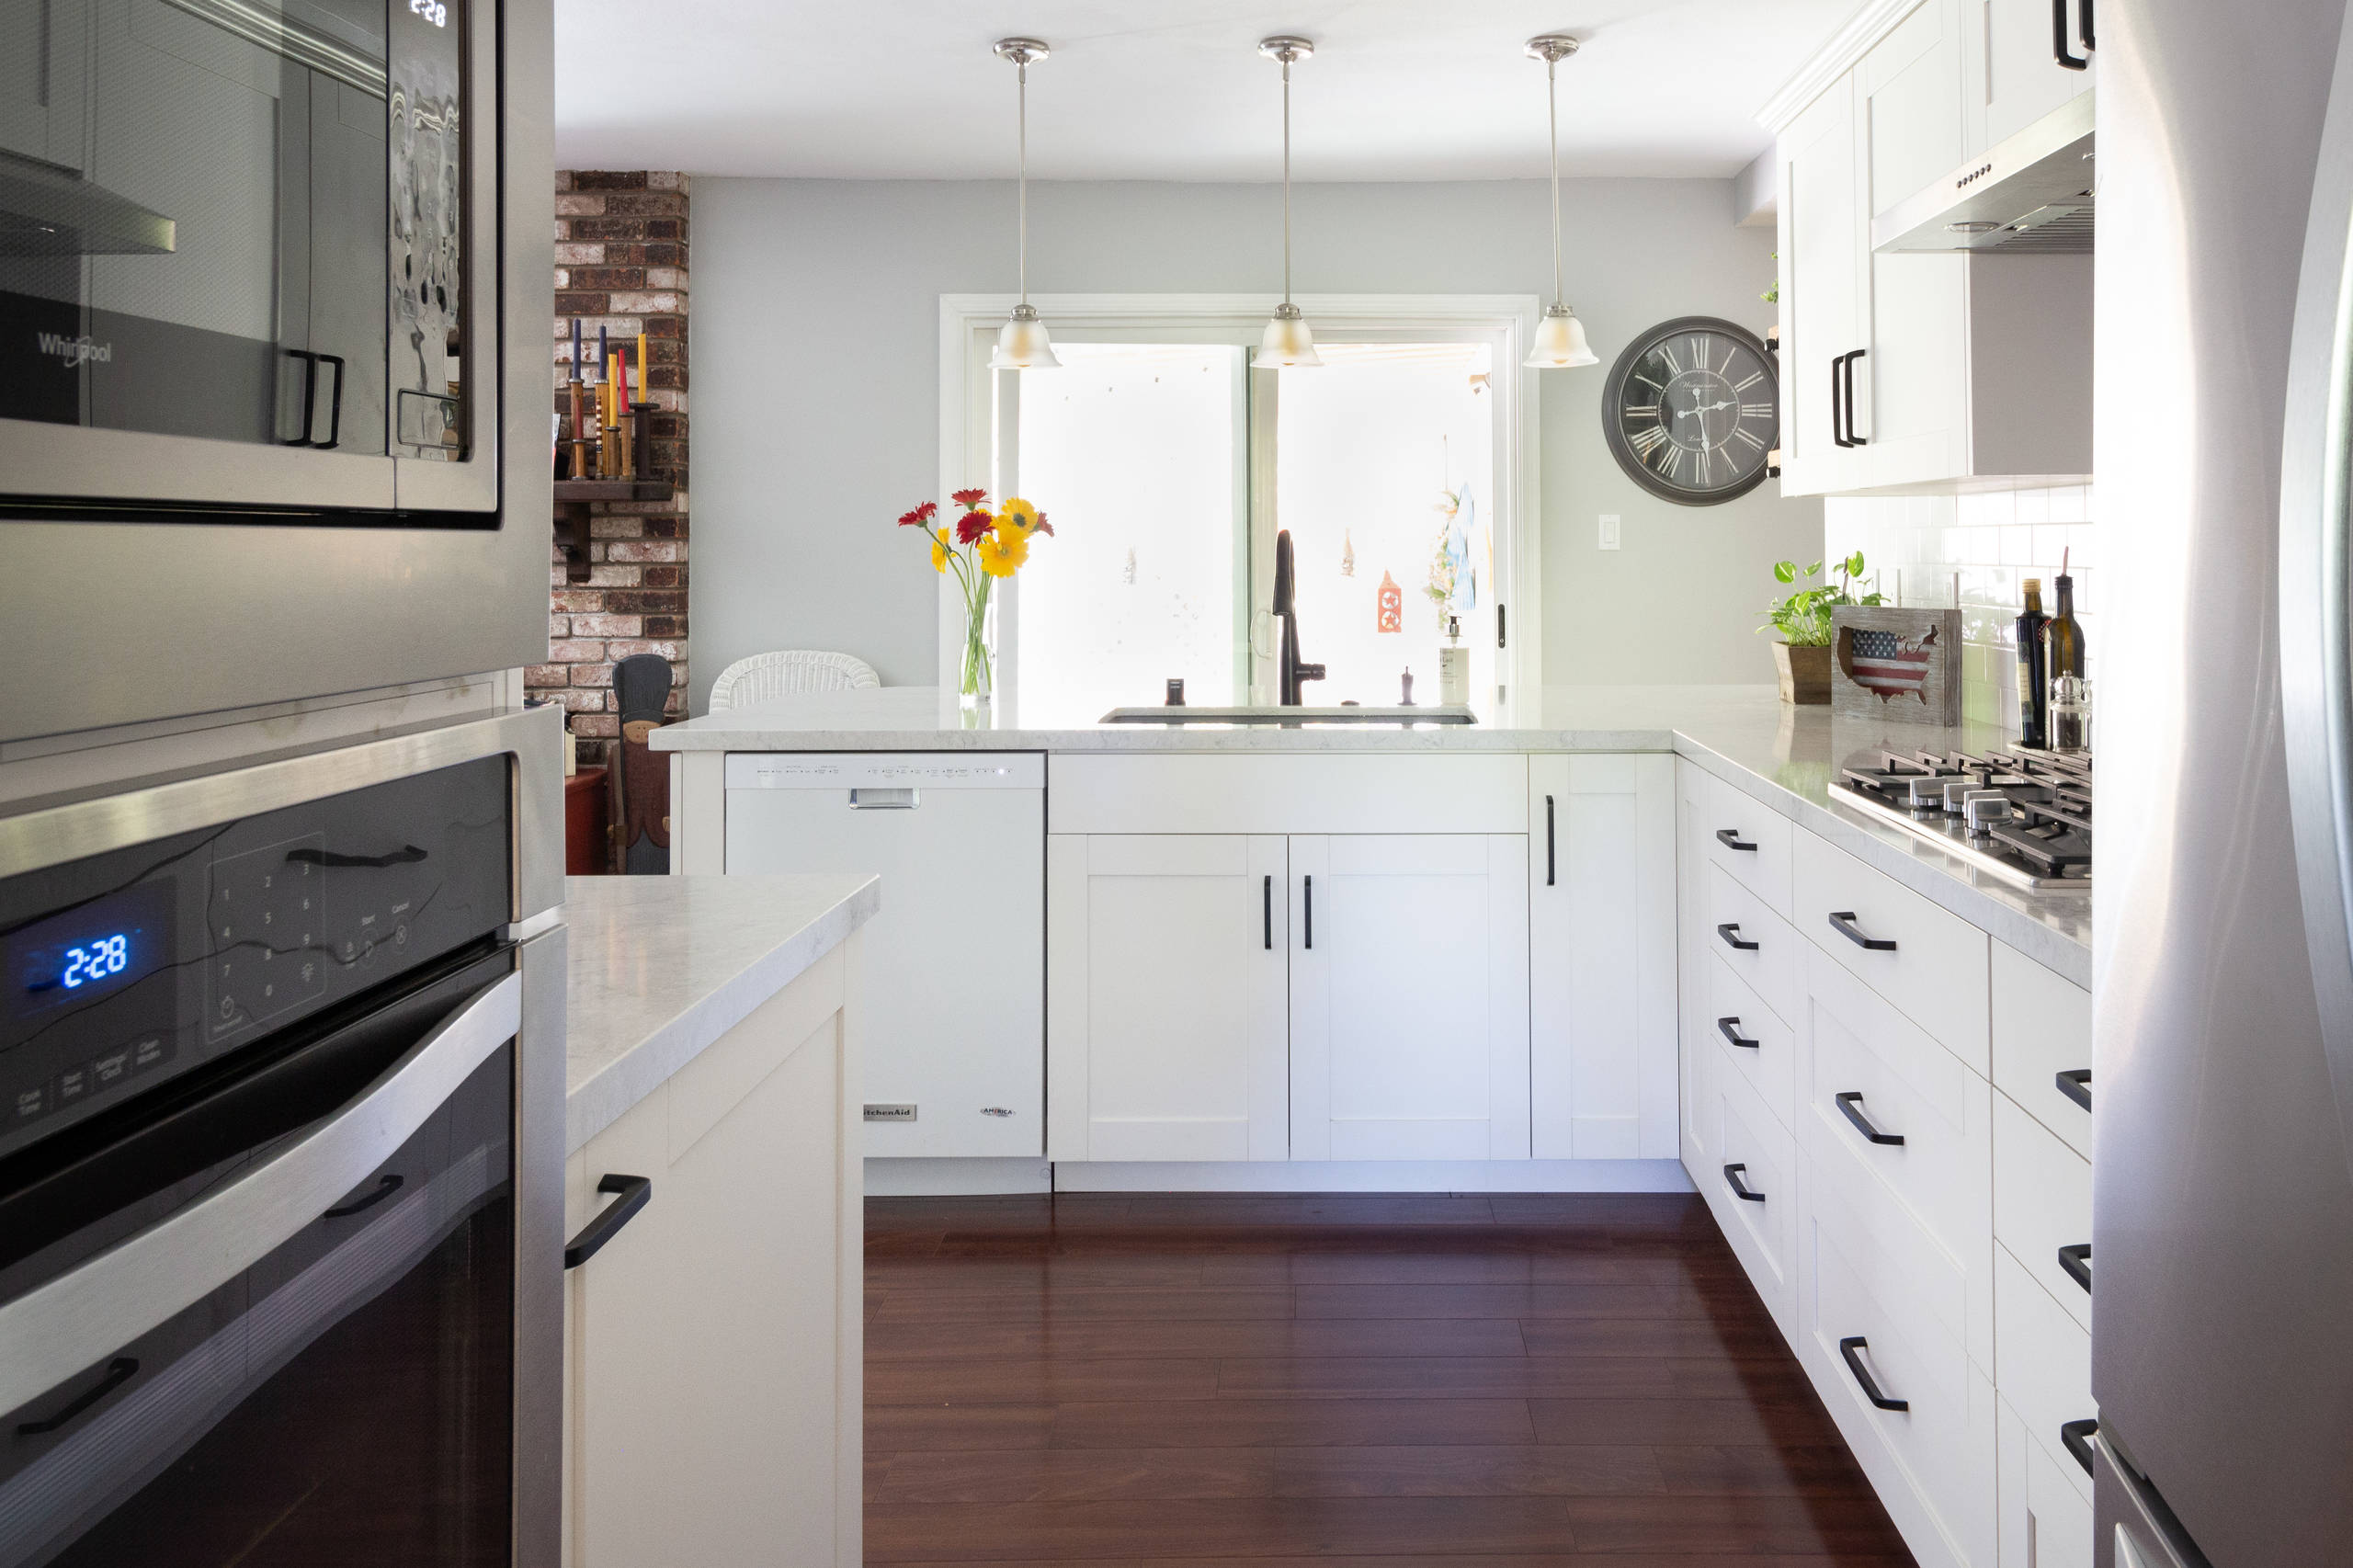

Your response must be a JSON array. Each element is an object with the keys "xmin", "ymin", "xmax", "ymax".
[
  {"xmin": 1710, "ymin": 953, "xmax": 1794, "ymax": 1134},
  {"xmin": 1991, "ymin": 942, "xmax": 2092, "ymax": 1158},
  {"xmin": 1713, "ymin": 1058, "xmax": 1797, "ymax": 1338},
  {"xmin": 1794, "ymin": 830, "xmax": 1991, "ymax": 1072},
  {"xmin": 1994, "ymin": 1246, "xmax": 2096, "ymax": 1508},
  {"xmin": 1700, "ymin": 772, "xmax": 1794, "ymax": 915},
  {"xmin": 1801, "ymin": 946, "xmax": 1993, "ymax": 1351},
  {"xmin": 1799, "ymin": 1159, "xmax": 1998, "ymax": 1568},
  {"xmin": 1707, "ymin": 863, "xmax": 1801, "ymax": 1026},
  {"xmin": 1993, "ymin": 1094, "xmax": 2091, "ymax": 1332},
  {"xmin": 2023, "ymin": 1421, "xmax": 2096, "ymax": 1568},
  {"xmin": 1049, "ymin": 753, "xmax": 1528, "ymax": 835}
]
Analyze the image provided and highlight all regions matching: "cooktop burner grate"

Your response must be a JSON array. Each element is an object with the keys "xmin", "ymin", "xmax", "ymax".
[{"xmin": 1827, "ymin": 744, "xmax": 2092, "ymax": 891}]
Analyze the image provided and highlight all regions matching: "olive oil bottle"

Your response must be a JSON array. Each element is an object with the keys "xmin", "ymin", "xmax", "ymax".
[{"xmin": 2015, "ymin": 579, "xmax": 2051, "ymax": 747}]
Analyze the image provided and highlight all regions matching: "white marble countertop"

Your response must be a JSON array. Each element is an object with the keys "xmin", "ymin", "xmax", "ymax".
[
  {"xmin": 562, "ymin": 872, "xmax": 880, "ymax": 1155},
  {"xmin": 649, "ymin": 684, "xmax": 2089, "ymax": 985}
]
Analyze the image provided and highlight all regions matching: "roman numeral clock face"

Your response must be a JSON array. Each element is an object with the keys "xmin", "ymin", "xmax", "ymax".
[{"xmin": 1602, "ymin": 317, "xmax": 1779, "ymax": 506}]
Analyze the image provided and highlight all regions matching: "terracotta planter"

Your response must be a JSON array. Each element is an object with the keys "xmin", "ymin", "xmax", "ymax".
[{"xmin": 1773, "ymin": 642, "xmax": 1832, "ymax": 705}]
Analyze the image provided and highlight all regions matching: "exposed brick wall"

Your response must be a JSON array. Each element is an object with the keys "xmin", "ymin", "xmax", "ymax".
[{"xmin": 530, "ymin": 170, "xmax": 690, "ymax": 764}]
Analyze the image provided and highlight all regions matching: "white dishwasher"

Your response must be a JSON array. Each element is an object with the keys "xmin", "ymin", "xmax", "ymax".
[{"xmin": 722, "ymin": 752, "xmax": 1044, "ymax": 1158}]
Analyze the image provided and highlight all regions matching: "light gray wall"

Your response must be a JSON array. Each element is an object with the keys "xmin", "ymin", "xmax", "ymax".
[{"xmin": 690, "ymin": 176, "xmax": 1822, "ymax": 710}]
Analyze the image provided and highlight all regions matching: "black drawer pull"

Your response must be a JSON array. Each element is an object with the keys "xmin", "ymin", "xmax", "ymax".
[
  {"xmin": 1263, "ymin": 874, "xmax": 1272, "ymax": 950},
  {"xmin": 2061, "ymin": 1417, "xmax": 2098, "ymax": 1476},
  {"xmin": 564, "ymin": 1173, "xmax": 654, "ymax": 1269},
  {"xmin": 1717, "ymin": 1017, "xmax": 1760, "ymax": 1051},
  {"xmin": 1715, "ymin": 827, "xmax": 1758, "ymax": 852},
  {"xmin": 1837, "ymin": 1336, "xmax": 1908, "ymax": 1411},
  {"xmin": 1546, "ymin": 794, "xmax": 1557, "ymax": 887},
  {"xmin": 2053, "ymin": 0, "xmax": 2088, "ymax": 67},
  {"xmin": 1716, "ymin": 922, "xmax": 1759, "ymax": 951},
  {"xmin": 1836, "ymin": 1091, "xmax": 1905, "ymax": 1145},
  {"xmin": 2055, "ymin": 1068, "xmax": 2091, "ymax": 1111},
  {"xmin": 17, "ymin": 1357, "xmax": 139, "ymax": 1437},
  {"xmin": 2058, "ymin": 1243, "xmax": 2092, "ymax": 1294},
  {"xmin": 324, "ymin": 1172, "xmax": 404, "ymax": 1219},
  {"xmin": 1723, "ymin": 1163, "xmax": 1767, "ymax": 1202},
  {"xmin": 1827, "ymin": 910, "xmax": 1897, "ymax": 951},
  {"xmin": 1303, "ymin": 875, "xmax": 1313, "ymax": 950}
]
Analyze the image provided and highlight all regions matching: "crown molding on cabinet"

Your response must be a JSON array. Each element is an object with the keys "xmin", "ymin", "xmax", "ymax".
[{"xmin": 1756, "ymin": 0, "xmax": 1926, "ymax": 133}]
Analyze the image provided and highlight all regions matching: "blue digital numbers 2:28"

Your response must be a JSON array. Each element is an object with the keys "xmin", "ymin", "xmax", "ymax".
[{"xmin": 62, "ymin": 934, "xmax": 131, "ymax": 991}]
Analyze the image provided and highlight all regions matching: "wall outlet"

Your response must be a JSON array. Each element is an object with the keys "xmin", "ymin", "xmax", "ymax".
[{"xmin": 1599, "ymin": 514, "xmax": 1621, "ymax": 551}]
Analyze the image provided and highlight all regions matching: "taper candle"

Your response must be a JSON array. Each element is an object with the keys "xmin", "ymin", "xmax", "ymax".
[{"xmin": 636, "ymin": 333, "xmax": 650, "ymax": 403}]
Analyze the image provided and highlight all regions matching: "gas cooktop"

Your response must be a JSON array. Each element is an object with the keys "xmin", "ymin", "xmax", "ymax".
[{"xmin": 1828, "ymin": 746, "xmax": 2092, "ymax": 891}]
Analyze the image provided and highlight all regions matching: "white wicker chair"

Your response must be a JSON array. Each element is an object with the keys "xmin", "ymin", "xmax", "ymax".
[{"xmin": 706, "ymin": 650, "xmax": 882, "ymax": 712}]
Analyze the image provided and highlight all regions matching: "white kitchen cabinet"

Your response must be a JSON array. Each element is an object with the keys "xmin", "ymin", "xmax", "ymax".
[
  {"xmin": 1676, "ymin": 760, "xmax": 1718, "ymax": 1168},
  {"xmin": 1972, "ymin": 0, "xmax": 2096, "ymax": 151},
  {"xmin": 1290, "ymin": 834, "xmax": 1530, "ymax": 1161},
  {"xmin": 563, "ymin": 941, "xmax": 861, "ymax": 1568},
  {"xmin": 1046, "ymin": 834, "xmax": 1290, "ymax": 1162},
  {"xmin": 1, "ymin": 0, "xmax": 88, "ymax": 172},
  {"xmin": 1529, "ymin": 755, "xmax": 1677, "ymax": 1160},
  {"xmin": 1778, "ymin": 75, "xmax": 1867, "ymax": 494}
]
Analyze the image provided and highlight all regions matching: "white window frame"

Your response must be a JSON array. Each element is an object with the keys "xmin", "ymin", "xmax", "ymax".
[{"xmin": 937, "ymin": 293, "xmax": 1546, "ymax": 727}]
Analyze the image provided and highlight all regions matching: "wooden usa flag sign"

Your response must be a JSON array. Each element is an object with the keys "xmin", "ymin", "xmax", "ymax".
[{"xmin": 1831, "ymin": 606, "xmax": 1963, "ymax": 726}]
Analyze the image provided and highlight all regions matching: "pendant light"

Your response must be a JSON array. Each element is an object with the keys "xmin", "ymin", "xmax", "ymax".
[
  {"xmin": 1523, "ymin": 34, "xmax": 1598, "ymax": 369},
  {"xmin": 990, "ymin": 38, "xmax": 1059, "ymax": 369},
  {"xmin": 1253, "ymin": 36, "xmax": 1321, "ymax": 369}
]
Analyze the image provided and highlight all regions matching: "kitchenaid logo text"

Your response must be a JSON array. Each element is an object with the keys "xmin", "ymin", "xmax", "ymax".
[{"xmin": 36, "ymin": 332, "xmax": 111, "ymax": 368}]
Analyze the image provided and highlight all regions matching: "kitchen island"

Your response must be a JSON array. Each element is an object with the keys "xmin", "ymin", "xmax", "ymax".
[{"xmin": 560, "ymin": 872, "xmax": 877, "ymax": 1568}]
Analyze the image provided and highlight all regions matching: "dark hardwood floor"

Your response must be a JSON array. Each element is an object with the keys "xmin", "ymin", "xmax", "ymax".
[{"xmin": 863, "ymin": 1192, "xmax": 1915, "ymax": 1566}]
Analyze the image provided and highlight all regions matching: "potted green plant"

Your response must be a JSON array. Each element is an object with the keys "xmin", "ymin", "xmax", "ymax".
[{"xmin": 1758, "ymin": 553, "xmax": 1881, "ymax": 704}]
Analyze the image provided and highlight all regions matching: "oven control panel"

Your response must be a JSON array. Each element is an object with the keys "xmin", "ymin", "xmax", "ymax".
[{"xmin": 0, "ymin": 757, "xmax": 509, "ymax": 1160}]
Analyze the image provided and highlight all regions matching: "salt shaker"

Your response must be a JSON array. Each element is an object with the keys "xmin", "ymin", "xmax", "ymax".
[{"xmin": 2049, "ymin": 673, "xmax": 2092, "ymax": 754}]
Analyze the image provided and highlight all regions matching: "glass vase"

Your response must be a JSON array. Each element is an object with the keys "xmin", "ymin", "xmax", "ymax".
[{"xmin": 959, "ymin": 586, "xmax": 994, "ymax": 729}]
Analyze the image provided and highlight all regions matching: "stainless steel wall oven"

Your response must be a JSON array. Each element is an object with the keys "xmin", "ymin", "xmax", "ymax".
[
  {"xmin": 0, "ymin": 708, "xmax": 563, "ymax": 1567},
  {"xmin": 0, "ymin": 0, "xmax": 555, "ymax": 744}
]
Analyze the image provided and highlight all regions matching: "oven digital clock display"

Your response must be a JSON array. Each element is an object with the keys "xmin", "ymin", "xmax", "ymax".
[{"xmin": 7, "ymin": 882, "xmax": 174, "ymax": 1022}]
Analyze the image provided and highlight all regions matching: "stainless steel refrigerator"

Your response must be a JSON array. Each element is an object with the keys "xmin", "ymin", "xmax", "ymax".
[{"xmin": 2097, "ymin": 1, "xmax": 2353, "ymax": 1562}]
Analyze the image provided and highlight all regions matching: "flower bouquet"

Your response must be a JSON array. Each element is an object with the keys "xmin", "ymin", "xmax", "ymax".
[{"xmin": 898, "ymin": 487, "xmax": 1052, "ymax": 726}]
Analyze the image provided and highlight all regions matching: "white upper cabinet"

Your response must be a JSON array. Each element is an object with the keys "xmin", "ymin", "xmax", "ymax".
[
  {"xmin": 1768, "ymin": 0, "xmax": 2093, "ymax": 497},
  {"xmin": 1972, "ymin": 0, "xmax": 2097, "ymax": 149}
]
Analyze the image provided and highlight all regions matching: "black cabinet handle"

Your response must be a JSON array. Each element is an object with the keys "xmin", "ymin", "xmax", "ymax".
[
  {"xmin": 1546, "ymin": 794, "xmax": 1556, "ymax": 887},
  {"xmin": 1830, "ymin": 353, "xmax": 1852, "ymax": 449},
  {"xmin": 1836, "ymin": 1091, "xmax": 1905, "ymax": 1146},
  {"xmin": 1714, "ymin": 827, "xmax": 1758, "ymax": 852},
  {"xmin": 2058, "ymin": 1242, "xmax": 2092, "ymax": 1294},
  {"xmin": 17, "ymin": 1357, "xmax": 138, "ymax": 1437},
  {"xmin": 1263, "ymin": 874, "xmax": 1272, "ymax": 950},
  {"xmin": 2061, "ymin": 1417, "xmax": 2098, "ymax": 1476},
  {"xmin": 1838, "ymin": 1336, "xmax": 1908, "ymax": 1411},
  {"xmin": 324, "ymin": 1172, "xmax": 404, "ymax": 1218},
  {"xmin": 1843, "ymin": 349, "xmax": 1869, "ymax": 447},
  {"xmin": 1717, "ymin": 1017, "xmax": 1760, "ymax": 1051},
  {"xmin": 313, "ymin": 352, "xmax": 346, "ymax": 449},
  {"xmin": 564, "ymin": 1173, "xmax": 653, "ymax": 1269},
  {"xmin": 2055, "ymin": 1068, "xmax": 2092, "ymax": 1112},
  {"xmin": 1302, "ymin": 875, "xmax": 1313, "ymax": 950},
  {"xmin": 2054, "ymin": 0, "xmax": 2088, "ymax": 67},
  {"xmin": 283, "ymin": 349, "xmax": 321, "ymax": 446},
  {"xmin": 2079, "ymin": 0, "xmax": 2095, "ymax": 51},
  {"xmin": 1828, "ymin": 910, "xmax": 1897, "ymax": 951},
  {"xmin": 1723, "ymin": 1163, "xmax": 1767, "ymax": 1202},
  {"xmin": 1716, "ymin": 922, "xmax": 1759, "ymax": 952}
]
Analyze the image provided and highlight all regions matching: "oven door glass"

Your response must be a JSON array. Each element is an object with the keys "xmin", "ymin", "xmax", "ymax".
[
  {"xmin": 0, "ymin": 949, "xmax": 517, "ymax": 1568},
  {"xmin": 0, "ymin": 0, "xmax": 494, "ymax": 517}
]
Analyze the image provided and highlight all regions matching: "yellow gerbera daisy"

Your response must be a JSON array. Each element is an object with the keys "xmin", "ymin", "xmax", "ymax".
[
  {"xmin": 1001, "ymin": 496, "xmax": 1040, "ymax": 531},
  {"xmin": 976, "ymin": 527, "xmax": 1029, "ymax": 577},
  {"xmin": 930, "ymin": 527, "xmax": 953, "ymax": 573}
]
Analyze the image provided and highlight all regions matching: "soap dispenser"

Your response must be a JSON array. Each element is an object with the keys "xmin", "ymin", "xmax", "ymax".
[{"xmin": 1438, "ymin": 617, "xmax": 1471, "ymax": 707}]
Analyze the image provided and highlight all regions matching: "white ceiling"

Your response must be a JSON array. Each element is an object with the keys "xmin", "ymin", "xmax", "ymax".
[{"xmin": 551, "ymin": 0, "xmax": 1857, "ymax": 182}]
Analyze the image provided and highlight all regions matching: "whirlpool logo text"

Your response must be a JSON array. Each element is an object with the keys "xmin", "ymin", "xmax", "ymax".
[{"xmin": 36, "ymin": 332, "xmax": 111, "ymax": 368}]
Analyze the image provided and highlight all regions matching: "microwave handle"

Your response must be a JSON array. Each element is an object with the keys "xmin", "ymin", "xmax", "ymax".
[
  {"xmin": 0, "ymin": 971, "xmax": 520, "ymax": 1420},
  {"xmin": 313, "ymin": 354, "xmax": 345, "ymax": 450},
  {"xmin": 281, "ymin": 350, "xmax": 320, "ymax": 448}
]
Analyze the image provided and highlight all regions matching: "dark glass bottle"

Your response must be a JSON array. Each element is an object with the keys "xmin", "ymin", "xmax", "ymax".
[
  {"xmin": 2015, "ymin": 579, "xmax": 2050, "ymax": 748},
  {"xmin": 2044, "ymin": 568, "xmax": 2086, "ymax": 685}
]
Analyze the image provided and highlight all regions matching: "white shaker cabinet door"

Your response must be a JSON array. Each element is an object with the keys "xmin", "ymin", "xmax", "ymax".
[
  {"xmin": 1529, "ymin": 755, "xmax": 1677, "ymax": 1160},
  {"xmin": 1046, "ymin": 834, "xmax": 1290, "ymax": 1163},
  {"xmin": 1289, "ymin": 834, "xmax": 1530, "ymax": 1162},
  {"xmin": 1778, "ymin": 75, "xmax": 1868, "ymax": 495},
  {"xmin": 1974, "ymin": 0, "xmax": 2095, "ymax": 150}
]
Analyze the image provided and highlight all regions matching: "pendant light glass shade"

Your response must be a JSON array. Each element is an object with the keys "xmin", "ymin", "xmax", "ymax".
[
  {"xmin": 1521, "ymin": 35, "xmax": 1598, "ymax": 370},
  {"xmin": 989, "ymin": 39, "xmax": 1059, "ymax": 370},
  {"xmin": 1251, "ymin": 37, "xmax": 1320, "ymax": 369}
]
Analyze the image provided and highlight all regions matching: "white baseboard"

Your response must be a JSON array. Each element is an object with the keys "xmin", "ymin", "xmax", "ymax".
[
  {"xmin": 1055, "ymin": 1158, "xmax": 1696, "ymax": 1194},
  {"xmin": 867, "ymin": 1157, "xmax": 1053, "ymax": 1197}
]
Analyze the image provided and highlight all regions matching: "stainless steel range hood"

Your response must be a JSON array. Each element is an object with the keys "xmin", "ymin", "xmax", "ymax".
[{"xmin": 1873, "ymin": 91, "xmax": 2094, "ymax": 254}]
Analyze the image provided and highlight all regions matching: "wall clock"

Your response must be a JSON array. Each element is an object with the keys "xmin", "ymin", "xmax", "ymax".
[{"xmin": 1601, "ymin": 316, "xmax": 1779, "ymax": 506}]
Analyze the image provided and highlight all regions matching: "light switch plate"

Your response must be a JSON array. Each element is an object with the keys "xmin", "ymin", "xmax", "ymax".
[{"xmin": 1599, "ymin": 514, "xmax": 1621, "ymax": 551}]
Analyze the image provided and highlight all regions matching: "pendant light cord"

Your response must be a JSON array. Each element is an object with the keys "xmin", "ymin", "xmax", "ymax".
[
  {"xmin": 1547, "ymin": 56, "xmax": 1563, "ymax": 308},
  {"xmin": 1018, "ymin": 59, "xmax": 1030, "ymax": 306},
  {"xmin": 1282, "ymin": 55, "xmax": 1293, "ymax": 306}
]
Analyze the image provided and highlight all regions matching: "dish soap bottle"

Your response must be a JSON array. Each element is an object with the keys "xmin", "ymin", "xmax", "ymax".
[{"xmin": 1438, "ymin": 617, "xmax": 1471, "ymax": 707}]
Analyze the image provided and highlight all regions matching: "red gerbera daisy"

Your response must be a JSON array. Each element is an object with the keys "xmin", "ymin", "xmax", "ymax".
[
  {"xmin": 956, "ymin": 511, "xmax": 995, "ymax": 545},
  {"xmin": 896, "ymin": 500, "xmax": 938, "ymax": 528},
  {"xmin": 950, "ymin": 487, "xmax": 988, "ymax": 508},
  {"xmin": 1029, "ymin": 512, "xmax": 1054, "ymax": 537}
]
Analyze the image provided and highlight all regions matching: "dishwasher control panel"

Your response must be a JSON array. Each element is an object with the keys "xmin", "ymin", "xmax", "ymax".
[{"xmin": 724, "ymin": 753, "xmax": 1045, "ymax": 790}]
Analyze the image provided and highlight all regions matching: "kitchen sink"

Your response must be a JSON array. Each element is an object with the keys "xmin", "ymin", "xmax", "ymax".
[{"xmin": 1098, "ymin": 705, "xmax": 1477, "ymax": 726}]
